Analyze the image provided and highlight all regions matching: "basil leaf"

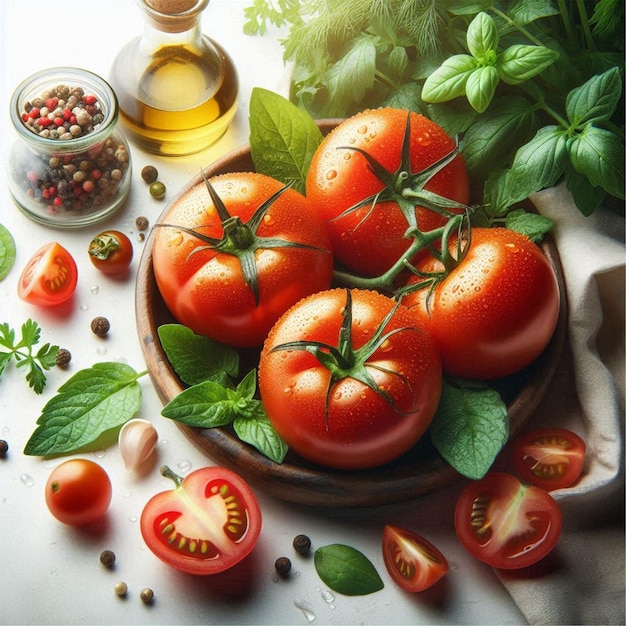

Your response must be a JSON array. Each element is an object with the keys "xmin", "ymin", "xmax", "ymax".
[
  {"xmin": 566, "ymin": 67, "xmax": 622, "ymax": 128},
  {"xmin": 508, "ymin": 0, "xmax": 560, "ymax": 24},
  {"xmin": 314, "ymin": 545, "xmax": 384, "ymax": 596},
  {"xmin": 465, "ymin": 65, "xmax": 499, "ymax": 113},
  {"xmin": 504, "ymin": 208, "xmax": 553, "ymax": 242},
  {"xmin": 568, "ymin": 125, "xmax": 626, "ymax": 200},
  {"xmin": 233, "ymin": 409, "xmax": 288, "ymax": 464},
  {"xmin": 430, "ymin": 378, "xmax": 508, "ymax": 480},
  {"xmin": 157, "ymin": 324, "xmax": 238, "ymax": 386},
  {"xmin": 466, "ymin": 12, "xmax": 498, "ymax": 62},
  {"xmin": 249, "ymin": 87, "xmax": 323, "ymax": 194},
  {"xmin": 497, "ymin": 44, "xmax": 559, "ymax": 85},
  {"xmin": 565, "ymin": 167, "xmax": 606, "ymax": 217},
  {"xmin": 422, "ymin": 54, "xmax": 479, "ymax": 103},
  {"xmin": 24, "ymin": 362, "xmax": 143, "ymax": 456},
  {"xmin": 0, "ymin": 224, "xmax": 16, "ymax": 281}
]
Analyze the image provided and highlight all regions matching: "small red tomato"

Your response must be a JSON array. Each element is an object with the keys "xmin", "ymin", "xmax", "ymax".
[
  {"xmin": 455, "ymin": 472, "xmax": 562, "ymax": 570},
  {"xmin": 512, "ymin": 428, "xmax": 586, "ymax": 490},
  {"xmin": 45, "ymin": 459, "xmax": 112, "ymax": 526},
  {"xmin": 140, "ymin": 465, "xmax": 262, "ymax": 576},
  {"xmin": 18, "ymin": 241, "xmax": 78, "ymax": 306},
  {"xmin": 382, "ymin": 525, "xmax": 448, "ymax": 592},
  {"xmin": 88, "ymin": 230, "xmax": 133, "ymax": 274}
]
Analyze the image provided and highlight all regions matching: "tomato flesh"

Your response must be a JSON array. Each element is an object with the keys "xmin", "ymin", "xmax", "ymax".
[
  {"xmin": 455, "ymin": 472, "xmax": 562, "ymax": 569},
  {"xmin": 382, "ymin": 525, "xmax": 448, "ymax": 592},
  {"xmin": 513, "ymin": 428, "xmax": 586, "ymax": 490},
  {"xmin": 45, "ymin": 459, "xmax": 112, "ymax": 526},
  {"xmin": 18, "ymin": 242, "xmax": 78, "ymax": 306},
  {"xmin": 404, "ymin": 228, "xmax": 560, "ymax": 379},
  {"xmin": 141, "ymin": 466, "xmax": 262, "ymax": 575}
]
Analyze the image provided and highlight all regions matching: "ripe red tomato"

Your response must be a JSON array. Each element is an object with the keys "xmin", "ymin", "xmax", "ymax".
[
  {"xmin": 258, "ymin": 288, "xmax": 442, "ymax": 470},
  {"xmin": 88, "ymin": 230, "xmax": 133, "ymax": 274},
  {"xmin": 403, "ymin": 227, "xmax": 560, "ymax": 379},
  {"xmin": 152, "ymin": 172, "xmax": 333, "ymax": 348},
  {"xmin": 306, "ymin": 108, "xmax": 469, "ymax": 277},
  {"xmin": 18, "ymin": 242, "xmax": 78, "ymax": 306},
  {"xmin": 45, "ymin": 459, "xmax": 112, "ymax": 526},
  {"xmin": 512, "ymin": 428, "xmax": 586, "ymax": 490},
  {"xmin": 455, "ymin": 472, "xmax": 562, "ymax": 569},
  {"xmin": 382, "ymin": 525, "xmax": 448, "ymax": 592},
  {"xmin": 140, "ymin": 465, "xmax": 262, "ymax": 576}
]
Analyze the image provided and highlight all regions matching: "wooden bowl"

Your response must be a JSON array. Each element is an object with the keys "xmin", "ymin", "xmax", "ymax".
[{"xmin": 135, "ymin": 121, "xmax": 568, "ymax": 508}]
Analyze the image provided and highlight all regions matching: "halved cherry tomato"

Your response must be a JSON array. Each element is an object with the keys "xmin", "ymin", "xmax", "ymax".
[
  {"xmin": 88, "ymin": 230, "xmax": 133, "ymax": 275},
  {"xmin": 45, "ymin": 459, "xmax": 112, "ymax": 526},
  {"xmin": 455, "ymin": 472, "xmax": 562, "ymax": 570},
  {"xmin": 512, "ymin": 428, "xmax": 586, "ymax": 491},
  {"xmin": 140, "ymin": 465, "xmax": 262, "ymax": 576},
  {"xmin": 18, "ymin": 242, "xmax": 78, "ymax": 306},
  {"xmin": 382, "ymin": 525, "xmax": 448, "ymax": 592}
]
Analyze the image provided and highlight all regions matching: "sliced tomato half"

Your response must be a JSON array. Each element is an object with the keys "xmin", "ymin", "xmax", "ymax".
[
  {"xmin": 382, "ymin": 525, "xmax": 448, "ymax": 592},
  {"xmin": 454, "ymin": 472, "xmax": 562, "ymax": 570},
  {"xmin": 513, "ymin": 428, "xmax": 586, "ymax": 490},
  {"xmin": 140, "ymin": 466, "xmax": 262, "ymax": 576}
]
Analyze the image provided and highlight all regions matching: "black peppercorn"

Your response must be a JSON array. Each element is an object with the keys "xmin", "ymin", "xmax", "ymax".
[
  {"xmin": 293, "ymin": 534, "xmax": 312, "ymax": 556},
  {"xmin": 55, "ymin": 348, "xmax": 72, "ymax": 368},
  {"xmin": 100, "ymin": 549, "xmax": 116, "ymax": 568},
  {"xmin": 141, "ymin": 165, "xmax": 158, "ymax": 184},
  {"xmin": 91, "ymin": 316, "xmax": 110, "ymax": 336},
  {"xmin": 275, "ymin": 556, "xmax": 292, "ymax": 578},
  {"xmin": 135, "ymin": 215, "xmax": 149, "ymax": 231},
  {"xmin": 0, "ymin": 440, "xmax": 8, "ymax": 456}
]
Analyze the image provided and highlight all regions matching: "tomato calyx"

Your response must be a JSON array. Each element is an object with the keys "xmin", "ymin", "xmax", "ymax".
[
  {"xmin": 155, "ymin": 173, "xmax": 329, "ymax": 304},
  {"xmin": 269, "ymin": 289, "xmax": 418, "ymax": 427},
  {"xmin": 88, "ymin": 232, "xmax": 122, "ymax": 261}
]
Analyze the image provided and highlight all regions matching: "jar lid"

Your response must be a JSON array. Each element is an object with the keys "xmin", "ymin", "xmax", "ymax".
[{"xmin": 141, "ymin": 0, "xmax": 208, "ymax": 32}]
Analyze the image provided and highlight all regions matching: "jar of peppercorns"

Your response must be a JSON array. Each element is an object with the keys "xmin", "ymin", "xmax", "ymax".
[{"xmin": 8, "ymin": 67, "xmax": 132, "ymax": 229}]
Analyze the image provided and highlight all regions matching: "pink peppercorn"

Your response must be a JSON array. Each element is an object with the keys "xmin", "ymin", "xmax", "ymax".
[
  {"xmin": 62, "ymin": 108, "xmax": 72, "ymax": 120},
  {"xmin": 29, "ymin": 107, "xmax": 40, "ymax": 119},
  {"xmin": 90, "ymin": 169, "xmax": 102, "ymax": 180},
  {"xmin": 53, "ymin": 196, "xmax": 63, "ymax": 207},
  {"xmin": 82, "ymin": 180, "xmax": 95, "ymax": 193},
  {"xmin": 38, "ymin": 117, "xmax": 52, "ymax": 127},
  {"xmin": 83, "ymin": 94, "xmax": 97, "ymax": 105},
  {"xmin": 53, "ymin": 117, "xmax": 64, "ymax": 126},
  {"xmin": 26, "ymin": 170, "xmax": 38, "ymax": 182},
  {"xmin": 45, "ymin": 97, "xmax": 59, "ymax": 109}
]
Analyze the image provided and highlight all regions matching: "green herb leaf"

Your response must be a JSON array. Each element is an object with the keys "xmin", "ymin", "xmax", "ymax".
[
  {"xmin": 0, "ymin": 224, "xmax": 16, "ymax": 280},
  {"xmin": 504, "ymin": 208, "xmax": 553, "ymax": 242},
  {"xmin": 466, "ymin": 12, "xmax": 498, "ymax": 62},
  {"xmin": 314, "ymin": 544, "xmax": 384, "ymax": 596},
  {"xmin": 566, "ymin": 67, "xmax": 622, "ymax": 128},
  {"xmin": 465, "ymin": 65, "xmax": 499, "ymax": 113},
  {"xmin": 233, "ymin": 408, "xmax": 289, "ymax": 463},
  {"xmin": 497, "ymin": 45, "xmax": 559, "ymax": 85},
  {"xmin": 249, "ymin": 87, "xmax": 323, "ymax": 194},
  {"xmin": 430, "ymin": 378, "xmax": 508, "ymax": 480},
  {"xmin": 24, "ymin": 362, "xmax": 145, "ymax": 456},
  {"xmin": 422, "ymin": 54, "xmax": 479, "ymax": 103},
  {"xmin": 565, "ymin": 167, "xmax": 606, "ymax": 217},
  {"xmin": 157, "ymin": 324, "xmax": 238, "ymax": 386}
]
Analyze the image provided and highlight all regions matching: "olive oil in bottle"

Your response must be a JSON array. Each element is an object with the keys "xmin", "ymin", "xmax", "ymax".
[{"xmin": 110, "ymin": 0, "xmax": 238, "ymax": 156}]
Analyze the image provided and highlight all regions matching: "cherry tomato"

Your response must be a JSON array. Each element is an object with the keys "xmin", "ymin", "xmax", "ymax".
[
  {"xmin": 18, "ymin": 242, "xmax": 78, "ymax": 306},
  {"xmin": 455, "ymin": 472, "xmax": 562, "ymax": 570},
  {"xmin": 403, "ymin": 227, "xmax": 560, "ymax": 379},
  {"xmin": 140, "ymin": 465, "xmax": 262, "ymax": 576},
  {"xmin": 88, "ymin": 230, "xmax": 133, "ymax": 274},
  {"xmin": 512, "ymin": 428, "xmax": 586, "ymax": 491},
  {"xmin": 382, "ymin": 525, "xmax": 448, "ymax": 592},
  {"xmin": 45, "ymin": 459, "xmax": 112, "ymax": 526},
  {"xmin": 258, "ymin": 288, "xmax": 442, "ymax": 470},
  {"xmin": 152, "ymin": 172, "xmax": 333, "ymax": 348},
  {"xmin": 306, "ymin": 108, "xmax": 470, "ymax": 277}
]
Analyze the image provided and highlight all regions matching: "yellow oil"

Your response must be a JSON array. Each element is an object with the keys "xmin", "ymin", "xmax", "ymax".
[{"xmin": 114, "ymin": 40, "xmax": 238, "ymax": 156}]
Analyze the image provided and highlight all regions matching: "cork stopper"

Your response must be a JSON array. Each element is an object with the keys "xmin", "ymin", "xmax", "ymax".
[{"xmin": 141, "ymin": 0, "xmax": 208, "ymax": 33}]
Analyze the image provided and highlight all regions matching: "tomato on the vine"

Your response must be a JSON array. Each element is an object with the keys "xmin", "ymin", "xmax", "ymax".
[
  {"xmin": 402, "ymin": 227, "xmax": 560, "ymax": 380},
  {"xmin": 306, "ymin": 107, "xmax": 470, "ymax": 277},
  {"xmin": 18, "ymin": 242, "xmax": 78, "ymax": 306},
  {"xmin": 88, "ymin": 230, "xmax": 133, "ymax": 274},
  {"xmin": 45, "ymin": 459, "xmax": 112, "ymax": 526},
  {"xmin": 140, "ymin": 465, "xmax": 262, "ymax": 576},
  {"xmin": 152, "ymin": 172, "xmax": 333, "ymax": 348},
  {"xmin": 382, "ymin": 525, "xmax": 448, "ymax": 592},
  {"xmin": 258, "ymin": 288, "xmax": 442, "ymax": 470},
  {"xmin": 455, "ymin": 472, "xmax": 562, "ymax": 570},
  {"xmin": 512, "ymin": 428, "xmax": 586, "ymax": 490}
]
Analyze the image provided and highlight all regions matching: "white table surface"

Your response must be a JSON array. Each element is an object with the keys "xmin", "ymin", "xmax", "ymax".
[{"xmin": 0, "ymin": 2, "xmax": 603, "ymax": 624}]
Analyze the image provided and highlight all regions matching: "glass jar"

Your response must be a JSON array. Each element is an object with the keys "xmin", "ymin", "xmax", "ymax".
[
  {"xmin": 110, "ymin": 0, "xmax": 238, "ymax": 156},
  {"xmin": 8, "ymin": 67, "xmax": 132, "ymax": 229}
]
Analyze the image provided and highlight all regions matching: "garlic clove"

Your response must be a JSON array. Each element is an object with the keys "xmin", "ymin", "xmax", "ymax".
[{"xmin": 118, "ymin": 418, "xmax": 158, "ymax": 472}]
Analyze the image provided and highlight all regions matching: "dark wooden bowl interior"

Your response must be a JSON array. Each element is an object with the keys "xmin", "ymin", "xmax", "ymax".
[{"xmin": 135, "ymin": 121, "xmax": 568, "ymax": 508}]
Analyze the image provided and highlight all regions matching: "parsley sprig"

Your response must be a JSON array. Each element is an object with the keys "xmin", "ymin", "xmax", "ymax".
[{"xmin": 0, "ymin": 320, "xmax": 59, "ymax": 394}]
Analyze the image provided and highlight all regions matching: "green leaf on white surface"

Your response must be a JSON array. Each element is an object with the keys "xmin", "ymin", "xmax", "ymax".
[{"xmin": 0, "ymin": 224, "xmax": 16, "ymax": 280}]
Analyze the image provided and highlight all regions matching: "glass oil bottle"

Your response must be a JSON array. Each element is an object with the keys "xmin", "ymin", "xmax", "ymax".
[{"xmin": 110, "ymin": 0, "xmax": 238, "ymax": 156}]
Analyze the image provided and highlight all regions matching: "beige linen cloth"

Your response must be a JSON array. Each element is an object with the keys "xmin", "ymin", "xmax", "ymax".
[{"xmin": 496, "ymin": 184, "xmax": 625, "ymax": 625}]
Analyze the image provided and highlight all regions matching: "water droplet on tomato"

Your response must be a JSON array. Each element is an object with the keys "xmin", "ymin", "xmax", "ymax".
[
  {"xmin": 379, "ymin": 338, "xmax": 393, "ymax": 352},
  {"xmin": 333, "ymin": 390, "xmax": 343, "ymax": 401},
  {"xmin": 343, "ymin": 153, "xmax": 351, "ymax": 161},
  {"xmin": 326, "ymin": 169, "xmax": 337, "ymax": 181},
  {"xmin": 505, "ymin": 243, "xmax": 519, "ymax": 252},
  {"xmin": 263, "ymin": 214, "xmax": 275, "ymax": 226},
  {"xmin": 283, "ymin": 386, "xmax": 293, "ymax": 397},
  {"xmin": 357, "ymin": 125, "xmax": 368, "ymax": 134},
  {"xmin": 416, "ymin": 132, "xmax": 432, "ymax": 146}
]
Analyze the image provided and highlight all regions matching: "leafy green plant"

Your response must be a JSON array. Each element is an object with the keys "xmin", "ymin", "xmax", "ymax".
[
  {"xmin": 244, "ymin": 0, "xmax": 625, "ymax": 217},
  {"xmin": 0, "ymin": 320, "xmax": 59, "ymax": 394}
]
